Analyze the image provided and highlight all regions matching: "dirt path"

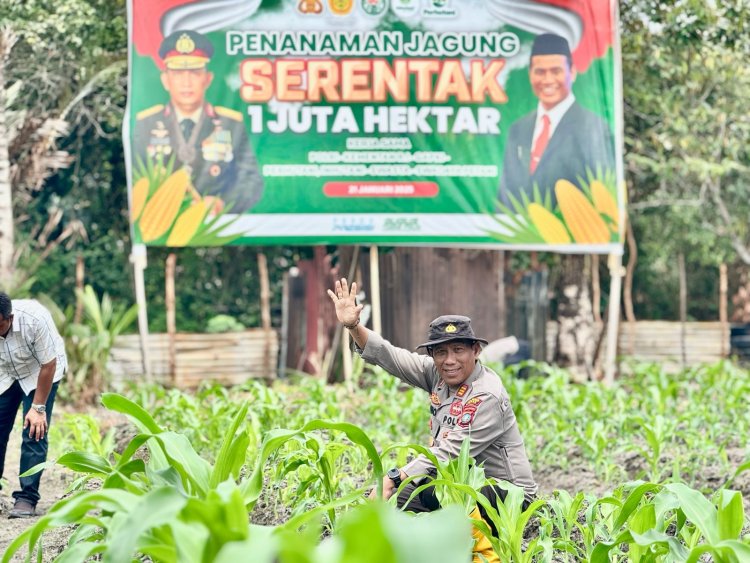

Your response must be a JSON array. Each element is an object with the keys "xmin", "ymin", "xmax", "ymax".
[{"xmin": 1, "ymin": 413, "xmax": 79, "ymax": 562}]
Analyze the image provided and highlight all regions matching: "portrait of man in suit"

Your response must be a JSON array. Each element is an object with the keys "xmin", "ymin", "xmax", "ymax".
[
  {"xmin": 133, "ymin": 29, "xmax": 264, "ymax": 214},
  {"xmin": 498, "ymin": 33, "xmax": 614, "ymax": 208}
]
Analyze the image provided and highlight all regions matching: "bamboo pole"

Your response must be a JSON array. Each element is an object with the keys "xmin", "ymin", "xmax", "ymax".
[
  {"xmin": 130, "ymin": 244, "xmax": 152, "ymax": 381},
  {"xmin": 278, "ymin": 271, "xmax": 290, "ymax": 378},
  {"xmin": 369, "ymin": 245, "xmax": 381, "ymax": 334},
  {"xmin": 326, "ymin": 245, "xmax": 360, "ymax": 383},
  {"xmin": 257, "ymin": 251, "xmax": 272, "ymax": 381},
  {"xmin": 166, "ymin": 253, "xmax": 177, "ymax": 383},
  {"xmin": 604, "ymin": 253, "xmax": 624, "ymax": 385},
  {"xmin": 678, "ymin": 252, "xmax": 687, "ymax": 367},
  {"xmin": 719, "ymin": 263, "xmax": 728, "ymax": 357}
]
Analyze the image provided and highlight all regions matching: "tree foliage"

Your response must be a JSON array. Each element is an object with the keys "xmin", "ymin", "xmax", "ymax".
[
  {"xmin": 620, "ymin": 0, "xmax": 750, "ymax": 318},
  {"xmin": 621, "ymin": 2, "xmax": 750, "ymax": 262}
]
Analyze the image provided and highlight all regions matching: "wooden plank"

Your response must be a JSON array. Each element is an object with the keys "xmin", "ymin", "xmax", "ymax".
[
  {"xmin": 109, "ymin": 329, "xmax": 279, "ymax": 387},
  {"xmin": 545, "ymin": 321, "xmax": 727, "ymax": 366}
]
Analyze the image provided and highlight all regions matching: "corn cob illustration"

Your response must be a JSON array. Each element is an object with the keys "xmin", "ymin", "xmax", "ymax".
[
  {"xmin": 590, "ymin": 180, "xmax": 619, "ymax": 232},
  {"xmin": 555, "ymin": 180, "xmax": 610, "ymax": 243},
  {"xmin": 138, "ymin": 169, "xmax": 191, "ymax": 242},
  {"xmin": 166, "ymin": 201, "xmax": 209, "ymax": 246},
  {"xmin": 528, "ymin": 203, "xmax": 571, "ymax": 243},
  {"xmin": 130, "ymin": 178, "xmax": 150, "ymax": 221}
]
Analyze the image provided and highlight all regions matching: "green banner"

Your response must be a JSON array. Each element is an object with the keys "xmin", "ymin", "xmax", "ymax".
[{"xmin": 126, "ymin": 0, "xmax": 623, "ymax": 251}]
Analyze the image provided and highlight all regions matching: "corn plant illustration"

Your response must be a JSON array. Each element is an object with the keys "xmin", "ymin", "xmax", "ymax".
[
  {"xmin": 131, "ymin": 156, "xmax": 243, "ymax": 246},
  {"xmin": 488, "ymin": 169, "xmax": 621, "ymax": 245}
]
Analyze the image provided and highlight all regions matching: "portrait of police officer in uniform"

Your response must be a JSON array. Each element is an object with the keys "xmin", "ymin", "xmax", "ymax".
[{"xmin": 133, "ymin": 30, "xmax": 264, "ymax": 213}]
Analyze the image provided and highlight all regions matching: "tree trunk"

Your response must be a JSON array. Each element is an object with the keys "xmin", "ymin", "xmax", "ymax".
[
  {"xmin": 0, "ymin": 32, "xmax": 17, "ymax": 289},
  {"xmin": 555, "ymin": 254, "xmax": 595, "ymax": 382}
]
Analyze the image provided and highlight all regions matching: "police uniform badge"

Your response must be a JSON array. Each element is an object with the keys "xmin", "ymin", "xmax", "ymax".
[
  {"xmin": 147, "ymin": 121, "xmax": 172, "ymax": 159},
  {"xmin": 202, "ymin": 124, "xmax": 234, "ymax": 164}
]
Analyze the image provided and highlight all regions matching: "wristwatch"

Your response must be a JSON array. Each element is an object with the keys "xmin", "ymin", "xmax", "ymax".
[
  {"xmin": 387, "ymin": 467, "xmax": 402, "ymax": 488},
  {"xmin": 31, "ymin": 403, "xmax": 46, "ymax": 414}
]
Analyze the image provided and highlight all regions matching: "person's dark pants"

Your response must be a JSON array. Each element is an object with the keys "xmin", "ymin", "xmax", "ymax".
[
  {"xmin": 0, "ymin": 381, "xmax": 59, "ymax": 506},
  {"xmin": 396, "ymin": 478, "xmax": 530, "ymax": 537}
]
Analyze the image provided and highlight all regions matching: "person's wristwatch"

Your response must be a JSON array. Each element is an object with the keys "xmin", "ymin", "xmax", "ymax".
[
  {"xmin": 387, "ymin": 467, "xmax": 402, "ymax": 488},
  {"xmin": 31, "ymin": 403, "xmax": 46, "ymax": 414}
]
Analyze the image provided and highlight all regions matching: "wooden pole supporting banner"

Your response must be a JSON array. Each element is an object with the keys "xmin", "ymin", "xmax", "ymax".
[
  {"xmin": 166, "ymin": 253, "xmax": 177, "ymax": 383},
  {"xmin": 342, "ymin": 328, "xmax": 353, "ymax": 391},
  {"xmin": 369, "ymin": 245, "xmax": 382, "ymax": 334},
  {"xmin": 257, "ymin": 252, "xmax": 273, "ymax": 381},
  {"xmin": 604, "ymin": 253, "xmax": 624, "ymax": 385},
  {"xmin": 678, "ymin": 253, "xmax": 687, "ymax": 367},
  {"xmin": 720, "ymin": 263, "xmax": 728, "ymax": 357},
  {"xmin": 130, "ymin": 244, "xmax": 152, "ymax": 382},
  {"xmin": 326, "ymin": 245, "xmax": 360, "ymax": 383}
]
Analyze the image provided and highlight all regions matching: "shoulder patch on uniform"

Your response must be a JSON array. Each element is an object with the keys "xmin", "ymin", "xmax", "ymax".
[
  {"xmin": 215, "ymin": 106, "xmax": 243, "ymax": 122},
  {"xmin": 136, "ymin": 104, "xmax": 164, "ymax": 120}
]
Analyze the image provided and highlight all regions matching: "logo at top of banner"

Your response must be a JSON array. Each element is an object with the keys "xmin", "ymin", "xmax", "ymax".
[
  {"xmin": 328, "ymin": 0, "xmax": 354, "ymax": 14},
  {"xmin": 361, "ymin": 0, "xmax": 388, "ymax": 16},
  {"xmin": 422, "ymin": 0, "xmax": 456, "ymax": 17},
  {"xmin": 298, "ymin": 0, "xmax": 324, "ymax": 15},
  {"xmin": 391, "ymin": 0, "xmax": 419, "ymax": 17}
]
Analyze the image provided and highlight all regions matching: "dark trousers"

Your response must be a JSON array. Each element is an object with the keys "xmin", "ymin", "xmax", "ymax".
[
  {"xmin": 396, "ymin": 479, "xmax": 529, "ymax": 537},
  {"xmin": 0, "ymin": 380, "xmax": 59, "ymax": 505}
]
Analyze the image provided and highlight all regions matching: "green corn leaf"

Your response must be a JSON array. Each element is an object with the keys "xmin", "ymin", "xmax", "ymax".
[
  {"xmin": 332, "ymin": 502, "xmax": 472, "ymax": 563},
  {"xmin": 716, "ymin": 489, "xmax": 744, "ymax": 541},
  {"xmin": 613, "ymin": 481, "xmax": 660, "ymax": 530},
  {"xmin": 102, "ymin": 486, "xmax": 188, "ymax": 563},
  {"xmin": 209, "ymin": 401, "xmax": 250, "ymax": 488},
  {"xmin": 56, "ymin": 451, "xmax": 113, "ymax": 475},
  {"xmin": 284, "ymin": 490, "xmax": 365, "ymax": 531},
  {"xmin": 147, "ymin": 432, "xmax": 212, "ymax": 496},
  {"xmin": 213, "ymin": 525, "xmax": 279, "ymax": 563},
  {"xmin": 590, "ymin": 529, "xmax": 634, "ymax": 563},
  {"xmin": 2, "ymin": 489, "xmax": 140, "ymax": 563},
  {"xmin": 628, "ymin": 504, "xmax": 657, "ymax": 561},
  {"xmin": 664, "ymin": 483, "xmax": 719, "ymax": 545},
  {"xmin": 630, "ymin": 529, "xmax": 689, "ymax": 561},
  {"xmin": 101, "ymin": 393, "xmax": 162, "ymax": 434},
  {"xmin": 240, "ymin": 419, "xmax": 382, "ymax": 510},
  {"xmin": 53, "ymin": 542, "xmax": 106, "ymax": 563},
  {"xmin": 163, "ymin": 520, "xmax": 210, "ymax": 563},
  {"xmin": 685, "ymin": 542, "xmax": 750, "ymax": 563}
]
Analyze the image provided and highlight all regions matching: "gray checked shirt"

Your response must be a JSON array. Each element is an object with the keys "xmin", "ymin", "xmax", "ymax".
[{"xmin": 0, "ymin": 300, "xmax": 67, "ymax": 395}]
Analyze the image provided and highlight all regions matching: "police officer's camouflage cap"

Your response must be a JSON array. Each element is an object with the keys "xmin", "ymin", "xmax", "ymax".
[
  {"xmin": 159, "ymin": 30, "xmax": 214, "ymax": 70},
  {"xmin": 416, "ymin": 315, "xmax": 489, "ymax": 350}
]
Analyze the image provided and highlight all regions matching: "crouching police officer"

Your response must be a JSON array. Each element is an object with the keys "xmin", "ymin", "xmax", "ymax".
[{"xmin": 328, "ymin": 278, "xmax": 537, "ymax": 558}]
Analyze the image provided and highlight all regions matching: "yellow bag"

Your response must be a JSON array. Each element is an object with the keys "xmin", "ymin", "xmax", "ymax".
[{"xmin": 470, "ymin": 507, "xmax": 500, "ymax": 563}]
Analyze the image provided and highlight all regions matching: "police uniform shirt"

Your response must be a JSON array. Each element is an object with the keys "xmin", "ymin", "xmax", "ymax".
[
  {"xmin": 0, "ymin": 300, "xmax": 67, "ymax": 395},
  {"xmin": 360, "ymin": 331, "xmax": 538, "ymax": 502},
  {"xmin": 134, "ymin": 102, "xmax": 264, "ymax": 213}
]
